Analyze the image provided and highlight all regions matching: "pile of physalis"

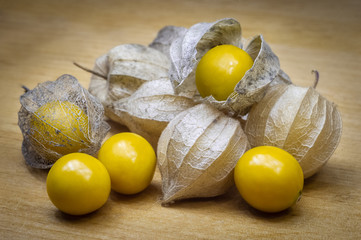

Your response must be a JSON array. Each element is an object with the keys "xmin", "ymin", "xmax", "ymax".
[{"xmin": 18, "ymin": 18, "xmax": 342, "ymax": 215}]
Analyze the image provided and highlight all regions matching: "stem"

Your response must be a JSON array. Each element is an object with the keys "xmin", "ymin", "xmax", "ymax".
[
  {"xmin": 22, "ymin": 85, "xmax": 30, "ymax": 93},
  {"xmin": 312, "ymin": 70, "xmax": 319, "ymax": 89},
  {"xmin": 73, "ymin": 62, "xmax": 107, "ymax": 80}
]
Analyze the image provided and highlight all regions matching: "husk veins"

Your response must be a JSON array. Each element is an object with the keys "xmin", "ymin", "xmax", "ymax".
[
  {"xmin": 18, "ymin": 74, "xmax": 110, "ymax": 168},
  {"xmin": 157, "ymin": 103, "xmax": 249, "ymax": 204},
  {"xmin": 245, "ymin": 84, "xmax": 342, "ymax": 178}
]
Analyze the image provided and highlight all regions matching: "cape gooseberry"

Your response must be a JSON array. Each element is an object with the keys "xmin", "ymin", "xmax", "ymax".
[
  {"xmin": 28, "ymin": 101, "xmax": 91, "ymax": 162},
  {"xmin": 245, "ymin": 83, "xmax": 342, "ymax": 178}
]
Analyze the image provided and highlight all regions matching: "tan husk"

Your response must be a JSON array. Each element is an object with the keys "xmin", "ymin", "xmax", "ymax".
[
  {"xmin": 245, "ymin": 84, "xmax": 342, "ymax": 178},
  {"xmin": 89, "ymin": 44, "xmax": 171, "ymax": 109},
  {"xmin": 157, "ymin": 103, "xmax": 249, "ymax": 204},
  {"xmin": 149, "ymin": 25, "xmax": 188, "ymax": 59},
  {"xmin": 87, "ymin": 44, "xmax": 183, "ymax": 146},
  {"xmin": 88, "ymin": 54, "xmax": 110, "ymax": 106},
  {"xmin": 107, "ymin": 79, "xmax": 196, "ymax": 149},
  {"xmin": 107, "ymin": 44, "xmax": 170, "ymax": 99}
]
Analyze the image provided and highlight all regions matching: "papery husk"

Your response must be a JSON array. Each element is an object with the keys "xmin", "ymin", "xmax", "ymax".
[
  {"xmin": 167, "ymin": 18, "xmax": 282, "ymax": 116},
  {"xmin": 169, "ymin": 18, "xmax": 242, "ymax": 98},
  {"xmin": 18, "ymin": 74, "xmax": 110, "ymax": 169},
  {"xmin": 88, "ymin": 54, "xmax": 111, "ymax": 106},
  {"xmin": 108, "ymin": 44, "xmax": 170, "ymax": 99},
  {"xmin": 149, "ymin": 25, "xmax": 188, "ymax": 59},
  {"xmin": 157, "ymin": 103, "xmax": 249, "ymax": 204},
  {"xmin": 270, "ymin": 69, "xmax": 292, "ymax": 87},
  {"xmin": 245, "ymin": 84, "xmax": 342, "ymax": 178},
  {"xmin": 107, "ymin": 79, "xmax": 196, "ymax": 149},
  {"xmin": 88, "ymin": 44, "xmax": 171, "ymax": 108},
  {"xmin": 204, "ymin": 35, "xmax": 281, "ymax": 116}
]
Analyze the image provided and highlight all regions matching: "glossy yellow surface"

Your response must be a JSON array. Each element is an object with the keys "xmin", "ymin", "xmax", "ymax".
[
  {"xmin": 29, "ymin": 101, "xmax": 90, "ymax": 161},
  {"xmin": 234, "ymin": 146, "xmax": 304, "ymax": 213},
  {"xmin": 195, "ymin": 44, "xmax": 254, "ymax": 101},
  {"xmin": 46, "ymin": 153, "xmax": 111, "ymax": 215},
  {"xmin": 98, "ymin": 132, "xmax": 157, "ymax": 195}
]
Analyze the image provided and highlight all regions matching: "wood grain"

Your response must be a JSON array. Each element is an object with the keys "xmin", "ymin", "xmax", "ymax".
[{"xmin": 1, "ymin": 0, "xmax": 361, "ymax": 239}]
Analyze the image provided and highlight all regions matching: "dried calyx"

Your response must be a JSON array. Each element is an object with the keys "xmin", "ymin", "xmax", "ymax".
[
  {"xmin": 244, "ymin": 72, "xmax": 342, "ymax": 178},
  {"xmin": 157, "ymin": 103, "xmax": 249, "ymax": 204},
  {"xmin": 106, "ymin": 79, "xmax": 196, "ymax": 149},
  {"xmin": 89, "ymin": 44, "xmax": 171, "ymax": 106}
]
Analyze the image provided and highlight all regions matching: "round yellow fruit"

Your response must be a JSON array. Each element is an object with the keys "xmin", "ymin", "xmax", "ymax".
[
  {"xmin": 234, "ymin": 146, "xmax": 304, "ymax": 213},
  {"xmin": 195, "ymin": 44, "xmax": 254, "ymax": 101},
  {"xmin": 46, "ymin": 153, "xmax": 111, "ymax": 215},
  {"xmin": 29, "ymin": 101, "xmax": 90, "ymax": 161},
  {"xmin": 98, "ymin": 132, "xmax": 157, "ymax": 195}
]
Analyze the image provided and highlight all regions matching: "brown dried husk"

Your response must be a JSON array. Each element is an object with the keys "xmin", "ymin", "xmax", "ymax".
[
  {"xmin": 157, "ymin": 103, "xmax": 249, "ymax": 204},
  {"xmin": 18, "ymin": 74, "xmax": 110, "ymax": 169},
  {"xmin": 245, "ymin": 84, "xmax": 342, "ymax": 178}
]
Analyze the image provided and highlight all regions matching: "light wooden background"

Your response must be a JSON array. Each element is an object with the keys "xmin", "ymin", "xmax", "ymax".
[{"xmin": 1, "ymin": 0, "xmax": 360, "ymax": 239}]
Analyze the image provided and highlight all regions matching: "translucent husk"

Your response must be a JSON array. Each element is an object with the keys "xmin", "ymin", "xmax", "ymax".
[
  {"xmin": 87, "ymin": 44, "xmax": 181, "ymax": 146},
  {"xmin": 18, "ymin": 74, "xmax": 110, "ymax": 169},
  {"xmin": 245, "ymin": 84, "xmax": 342, "ymax": 178},
  {"xmin": 149, "ymin": 25, "xmax": 188, "ymax": 59},
  {"xmin": 106, "ymin": 79, "xmax": 196, "ymax": 149},
  {"xmin": 157, "ymin": 103, "xmax": 249, "ymax": 204},
  {"xmin": 89, "ymin": 44, "xmax": 171, "ymax": 107}
]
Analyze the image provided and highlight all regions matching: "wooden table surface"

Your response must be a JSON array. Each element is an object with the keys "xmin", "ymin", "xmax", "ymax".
[{"xmin": 1, "ymin": 0, "xmax": 361, "ymax": 239}]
